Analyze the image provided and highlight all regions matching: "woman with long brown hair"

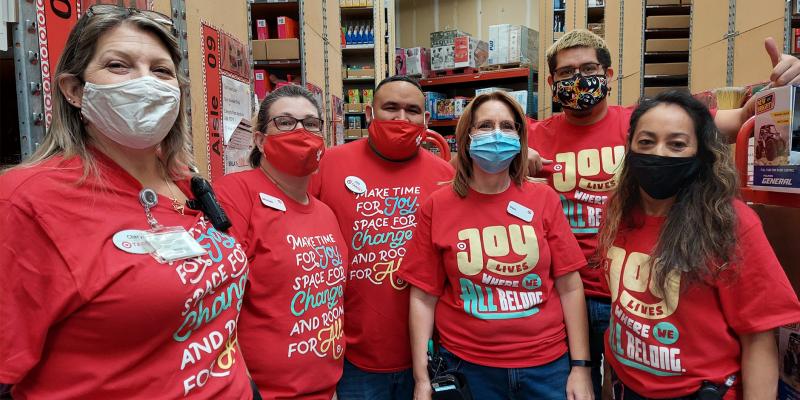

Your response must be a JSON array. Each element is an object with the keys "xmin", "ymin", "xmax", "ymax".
[
  {"xmin": 598, "ymin": 90, "xmax": 800, "ymax": 399},
  {"xmin": 399, "ymin": 91, "xmax": 593, "ymax": 399}
]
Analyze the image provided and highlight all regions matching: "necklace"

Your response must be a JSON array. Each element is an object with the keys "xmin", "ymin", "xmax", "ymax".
[{"xmin": 164, "ymin": 177, "xmax": 185, "ymax": 215}]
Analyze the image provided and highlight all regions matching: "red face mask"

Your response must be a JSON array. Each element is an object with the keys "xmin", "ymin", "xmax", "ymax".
[
  {"xmin": 262, "ymin": 128, "xmax": 326, "ymax": 177},
  {"xmin": 367, "ymin": 118, "xmax": 427, "ymax": 161}
]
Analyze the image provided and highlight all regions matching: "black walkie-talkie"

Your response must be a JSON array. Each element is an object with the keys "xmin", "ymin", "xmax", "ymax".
[
  {"xmin": 186, "ymin": 176, "xmax": 232, "ymax": 232},
  {"xmin": 427, "ymin": 340, "xmax": 473, "ymax": 400}
]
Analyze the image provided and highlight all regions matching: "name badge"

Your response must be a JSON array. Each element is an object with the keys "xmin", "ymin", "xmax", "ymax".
[
  {"xmin": 260, "ymin": 192, "xmax": 287, "ymax": 211},
  {"xmin": 507, "ymin": 201, "xmax": 534, "ymax": 222},
  {"xmin": 345, "ymin": 176, "xmax": 367, "ymax": 194},
  {"xmin": 144, "ymin": 227, "xmax": 207, "ymax": 263},
  {"xmin": 113, "ymin": 229, "xmax": 151, "ymax": 254}
]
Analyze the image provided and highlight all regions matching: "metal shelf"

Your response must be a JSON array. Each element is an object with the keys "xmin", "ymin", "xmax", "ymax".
[
  {"xmin": 644, "ymin": 28, "xmax": 690, "ymax": 39},
  {"xmin": 342, "ymin": 44, "xmax": 375, "ymax": 51},
  {"xmin": 429, "ymin": 120, "xmax": 459, "ymax": 127},
  {"xmin": 419, "ymin": 67, "xmax": 533, "ymax": 87},
  {"xmin": 343, "ymin": 77, "xmax": 376, "ymax": 82},
  {"xmin": 644, "ymin": 4, "xmax": 690, "ymax": 15},
  {"xmin": 254, "ymin": 59, "xmax": 302, "ymax": 68}
]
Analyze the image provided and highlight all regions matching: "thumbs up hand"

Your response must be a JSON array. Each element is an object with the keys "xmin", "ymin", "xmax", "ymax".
[{"xmin": 765, "ymin": 37, "xmax": 800, "ymax": 87}]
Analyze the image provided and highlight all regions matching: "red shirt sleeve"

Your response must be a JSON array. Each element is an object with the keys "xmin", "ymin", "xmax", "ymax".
[
  {"xmin": 397, "ymin": 197, "xmax": 446, "ymax": 296},
  {"xmin": 716, "ymin": 205, "xmax": 800, "ymax": 334},
  {"xmin": 213, "ymin": 176, "xmax": 253, "ymax": 252},
  {"xmin": 541, "ymin": 185, "xmax": 587, "ymax": 278},
  {"xmin": 0, "ymin": 201, "xmax": 84, "ymax": 383}
]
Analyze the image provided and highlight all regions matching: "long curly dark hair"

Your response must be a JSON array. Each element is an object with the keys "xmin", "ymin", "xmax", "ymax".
[{"xmin": 596, "ymin": 90, "xmax": 740, "ymax": 293}]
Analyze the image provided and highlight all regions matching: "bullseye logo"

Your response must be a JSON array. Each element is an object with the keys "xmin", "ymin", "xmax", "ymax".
[
  {"xmin": 553, "ymin": 163, "xmax": 563, "ymax": 172},
  {"xmin": 457, "ymin": 242, "xmax": 467, "ymax": 251}
]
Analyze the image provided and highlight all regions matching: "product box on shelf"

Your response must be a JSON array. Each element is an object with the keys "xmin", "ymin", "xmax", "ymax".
[
  {"xmin": 430, "ymin": 29, "xmax": 471, "ymax": 47},
  {"xmin": 644, "ymin": 62, "xmax": 689, "ymax": 76},
  {"xmin": 488, "ymin": 24, "xmax": 512, "ymax": 65},
  {"xmin": 646, "ymin": 15, "xmax": 690, "ymax": 29},
  {"xmin": 435, "ymin": 99, "xmax": 455, "ymax": 120},
  {"xmin": 254, "ymin": 69, "xmax": 269, "ymax": 100},
  {"xmin": 347, "ymin": 89, "xmax": 361, "ymax": 104},
  {"xmin": 347, "ymin": 67, "xmax": 375, "ymax": 78},
  {"xmin": 361, "ymin": 89, "xmax": 374, "ymax": 104},
  {"xmin": 405, "ymin": 47, "xmax": 430, "ymax": 77},
  {"xmin": 345, "ymin": 129, "xmax": 362, "ymax": 139},
  {"xmin": 431, "ymin": 45, "xmax": 455, "ymax": 71},
  {"xmin": 256, "ymin": 19, "xmax": 269, "ymax": 40},
  {"xmin": 508, "ymin": 90, "xmax": 528, "ymax": 114},
  {"xmin": 454, "ymin": 36, "xmax": 488, "ymax": 69},
  {"xmin": 778, "ymin": 323, "xmax": 800, "ymax": 399},
  {"xmin": 347, "ymin": 115, "xmax": 362, "ymax": 129},
  {"xmin": 344, "ymin": 103, "xmax": 362, "ymax": 113},
  {"xmin": 507, "ymin": 25, "xmax": 539, "ymax": 66},
  {"xmin": 424, "ymin": 92, "xmax": 446, "ymax": 118},
  {"xmin": 645, "ymin": 38, "xmax": 690, "ymax": 52},
  {"xmin": 252, "ymin": 40, "xmax": 267, "ymax": 60},
  {"xmin": 475, "ymin": 87, "xmax": 511, "ymax": 96},
  {"xmin": 395, "ymin": 48, "xmax": 407, "ymax": 75},
  {"xmin": 453, "ymin": 97, "xmax": 470, "ymax": 117},
  {"xmin": 277, "ymin": 16, "xmax": 298, "ymax": 39},
  {"xmin": 587, "ymin": 23, "xmax": 605, "ymax": 38},
  {"xmin": 588, "ymin": 0, "xmax": 604, "ymax": 5},
  {"xmin": 752, "ymin": 85, "xmax": 800, "ymax": 193}
]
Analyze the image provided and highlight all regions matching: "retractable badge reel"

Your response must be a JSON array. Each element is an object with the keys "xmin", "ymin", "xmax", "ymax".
[{"xmin": 138, "ymin": 188, "xmax": 207, "ymax": 264}]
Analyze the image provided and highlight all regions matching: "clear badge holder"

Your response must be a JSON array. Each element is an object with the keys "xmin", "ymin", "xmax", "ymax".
[{"xmin": 139, "ymin": 188, "xmax": 208, "ymax": 264}]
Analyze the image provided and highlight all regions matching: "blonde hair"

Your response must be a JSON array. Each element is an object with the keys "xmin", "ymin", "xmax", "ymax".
[
  {"xmin": 546, "ymin": 29, "xmax": 611, "ymax": 75},
  {"xmin": 452, "ymin": 92, "xmax": 529, "ymax": 198},
  {"xmin": 12, "ymin": 9, "xmax": 191, "ymax": 180}
]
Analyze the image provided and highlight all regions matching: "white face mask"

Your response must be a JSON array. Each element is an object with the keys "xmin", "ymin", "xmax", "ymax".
[{"xmin": 81, "ymin": 76, "xmax": 181, "ymax": 149}]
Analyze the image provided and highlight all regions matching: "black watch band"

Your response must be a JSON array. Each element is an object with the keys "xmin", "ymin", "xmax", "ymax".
[{"xmin": 570, "ymin": 359, "xmax": 593, "ymax": 368}]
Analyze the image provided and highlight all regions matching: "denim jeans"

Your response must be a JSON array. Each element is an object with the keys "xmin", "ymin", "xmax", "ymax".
[
  {"xmin": 336, "ymin": 359, "xmax": 414, "ymax": 400},
  {"xmin": 439, "ymin": 347, "xmax": 570, "ymax": 399},
  {"xmin": 587, "ymin": 297, "xmax": 611, "ymax": 400}
]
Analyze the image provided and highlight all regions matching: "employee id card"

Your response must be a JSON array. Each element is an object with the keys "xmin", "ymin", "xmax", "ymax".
[{"xmin": 143, "ymin": 226, "xmax": 208, "ymax": 263}]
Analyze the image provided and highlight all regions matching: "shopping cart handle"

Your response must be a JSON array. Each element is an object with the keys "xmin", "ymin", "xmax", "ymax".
[
  {"xmin": 424, "ymin": 129, "xmax": 452, "ymax": 161},
  {"xmin": 734, "ymin": 116, "xmax": 755, "ymax": 189}
]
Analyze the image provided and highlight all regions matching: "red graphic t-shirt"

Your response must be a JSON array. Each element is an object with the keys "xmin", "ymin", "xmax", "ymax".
[
  {"xmin": 528, "ymin": 105, "xmax": 633, "ymax": 297},
  {"xmin": 603, "ymin": 201, "xmax": 800, "ymax": 398},
  {"xmin": 529, "ymin": 106, "xmax": 717, "ymax": 298},
  {"xmin": 311, "ymin": 139, "xmax": 454, "ymax": 372},
  {"xmin": 0, "ymin": 152, "xmax": 252, "ymax": 399},
  {"xmin": 398, "ymin": 181, "xmax": 586, "ymax": 368},
  {"xmin": 215, "ymin": 169, "xmax": 348, "ymax": 400}
]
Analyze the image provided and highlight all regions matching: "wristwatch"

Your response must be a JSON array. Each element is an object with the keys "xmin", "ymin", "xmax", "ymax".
[{"xmin": 570, "ymin": 360, "xmax": 593, "ymax": 368}]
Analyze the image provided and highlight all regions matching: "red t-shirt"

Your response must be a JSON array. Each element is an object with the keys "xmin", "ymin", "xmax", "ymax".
[
  {"xmin": 603, "ymin": 201, "xmax": 800, "ymax": 398},
  {"xmin": 397, "ymin": 181, "xmax": 586, "ymax": 368},
  {"xmin": 215, "ymin": 169, "xmax": 348, "ymax": 400},
  {"xmin": 310, "ymin": 139, "xmax": 454, "ymax": 372},
  {"xmin": 529, "ymin": 105, "xmax": 718, "ymax": 298},
  {"xmin": 528, "ymin": 105, "xmax": 633, "ymax": 298},
  {"xmin": 0, "ymin": 153, "xmax": 252, "ymax": 399}
]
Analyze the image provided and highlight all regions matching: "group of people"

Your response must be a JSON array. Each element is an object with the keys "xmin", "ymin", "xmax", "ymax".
[{"xmin": 2, "ymin": 5, "xmax": 800, "ymax": 400}]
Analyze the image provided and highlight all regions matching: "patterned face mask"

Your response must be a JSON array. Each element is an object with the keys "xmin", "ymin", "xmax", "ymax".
[{"xmin": 552, "ymin": 73, "xmax": 610, "ymax": 111}]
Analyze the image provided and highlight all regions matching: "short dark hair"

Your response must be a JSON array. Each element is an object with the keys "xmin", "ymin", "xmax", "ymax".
[
  {"xmin": 249, "ymin": 85, "xmax": 322, "ymax": 167},
  {"xmin": 373, "ymin": 75, "xmax": 423, "ymax": 101}
]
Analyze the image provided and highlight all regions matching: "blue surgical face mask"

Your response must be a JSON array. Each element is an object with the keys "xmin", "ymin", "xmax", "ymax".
[{"xmin": 468, "ymin": 130, "xmax": 521, "ymax": 174}]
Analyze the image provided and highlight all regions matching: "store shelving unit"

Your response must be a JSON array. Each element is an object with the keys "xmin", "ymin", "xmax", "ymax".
[
  {"xmin": 251, "ymin": 0, "xmax": 303, "ymax": 84},
  {"xmin": 641, "ymin": 2, "xmax": 690, "ymax": 96}
]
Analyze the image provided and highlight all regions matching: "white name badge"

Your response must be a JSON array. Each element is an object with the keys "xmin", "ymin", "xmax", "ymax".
[
  {"xmin": 507, "ymin": 201, "xmax": 534, "ymax": 222},
  {"xmin": 113, "ymin": 229, "xmax": 152, "ymax": 254},
  {"xmin": 260, "ymin": 192, "xmax": 287, "ymax": 211},
  {"xmin": 345, "ymin": 176, "xmax": 367, "ymax": 194},
  {"xmin": 143, "ymin": 227, "xmax": 208, "ymax": 263}
]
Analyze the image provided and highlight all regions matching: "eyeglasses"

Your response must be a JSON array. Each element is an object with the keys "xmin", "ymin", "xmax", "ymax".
[
  {"xmin": 86, "ymin": 4, "xmax": 174, "ymax": 27},
  {"xmin": 553, "ymin": 62, "xmax": 603, "ymax": 80},
  {"xmin": 269, "ymin": 116, "xmax": 324, "ymax": 133},
  {"xmin": 473, "ymin": 119, "xmax": 520, "ymax": 134}
]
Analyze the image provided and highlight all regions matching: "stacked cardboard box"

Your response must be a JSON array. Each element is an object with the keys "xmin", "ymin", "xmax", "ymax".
[{"xmin": 488, "ymin": 24, "xmax": 539, "ymax": 66}]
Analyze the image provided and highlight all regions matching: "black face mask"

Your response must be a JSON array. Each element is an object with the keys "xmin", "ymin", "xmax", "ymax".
[{"xmin": 627, "ymin": 152, "xmax": 701, "ymax": 200}]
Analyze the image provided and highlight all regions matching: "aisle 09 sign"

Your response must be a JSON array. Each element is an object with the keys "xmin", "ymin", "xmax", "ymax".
[{"xmin": 35, "ymin": 0, "xmax": 150, "ymax": 128}]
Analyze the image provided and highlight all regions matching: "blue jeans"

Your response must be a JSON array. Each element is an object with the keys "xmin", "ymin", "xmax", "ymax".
[
  {"xmin": 587, "ymin": 297, "xmax": 611, "ymax": 400},
  {"xmin": 337, "ymin": 359, "xmax": 414, "ymax": 400},
  {"xmin": 439, "ymin": 347, "xmax": 570, "ymax": 399}
]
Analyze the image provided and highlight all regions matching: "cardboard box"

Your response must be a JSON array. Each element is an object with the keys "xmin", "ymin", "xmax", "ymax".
[
  {"xmin": 453, "ymin": 98, "xmax": 470, "ymax": 117},
  {"xmin": 395, "ymin": 48, "xmax": 407, "ymax": 75},
  {"xmin": 646, "ymin": 15, "xmax": 690, "ymax": 29},
  {"xmin": 587, "ymin": 23, "xmax": 605, "ymax": 37},
  {"xmin": 277, "ymin": 16, "xmax": 298, "ymax": 39},
  {"xmin": 454, "ymin": 36, "xmax": 488, "ymax": 69},
  {"xmin": 405, "ymin": 47, "xmax": 430, "ymax": 77},
  {"xmin": 488, "ymin": 25, "xmax": 499, "ymax": 65},
  {"xmin": 424, "ymin": 92, "xmax": 446, "ymax": 118},
  {"xmin": 646, "ymin": 0, "xmax": 680, "ymax": 4},
  {"xmin": 475, "ymin": 87, "xmax": 511, "ymax": 96},
  {"xmin": 254, "ymin": 69, "xmax": 269, "ymax": 100},
  {"xmin": 347, "ymin": 67, "xmax": 375, "ymax": 78},
  {"xmin": 430, "ymin": 29, "xmax": 470, "ymax": 47},
  {"xmin": 497, "ymin": 24, "xmax": 511, "ymax": 64},
  {"xmin": 644, "ymin": 62, "xmax": 689, "ymax": 76},
  {"xmin": 752, "ymin": 85, "xmax": 800, "ymax": 193},
  {"xmin": 345, "ymin": 129, "xmax": 362, "ymax": 139},
  {"xmin": 509, "ymin": 90, "xmax": 528, "ymax": 113},
  {"xmin": 588, "ymin": 0, "xmax": 604, "ymax": 5},
  {"xmin": 646, "ymin": 38, "xmax": 689, "ymax": 52},
  {"xmin": 643, "ymin": 86, "xmax": 688, "ymax": 98},
  {"xmin": 264, "ymin": 38, "xmax": 299, "ymax": 60},
  {"xmin": 361, "ymin": 89, "xmax": 374, "ymax": 104},
  {"xmin": 344, "ymin": 103, "xmax": 362, "ymax": 113},
  {"xmin": 507, "ymin": 25, "xmax": 539, "ymax": 66},
  {"xmin": 256, "ymin": 19, "xmax": 269, "ymax": 40},
  {"xmin": 252, "ymin": 40, "xmax": 268, "ymax": 60},
  {"xmin": 431, "ymin": 45, "xmax": 455, "ymax": 71}
]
